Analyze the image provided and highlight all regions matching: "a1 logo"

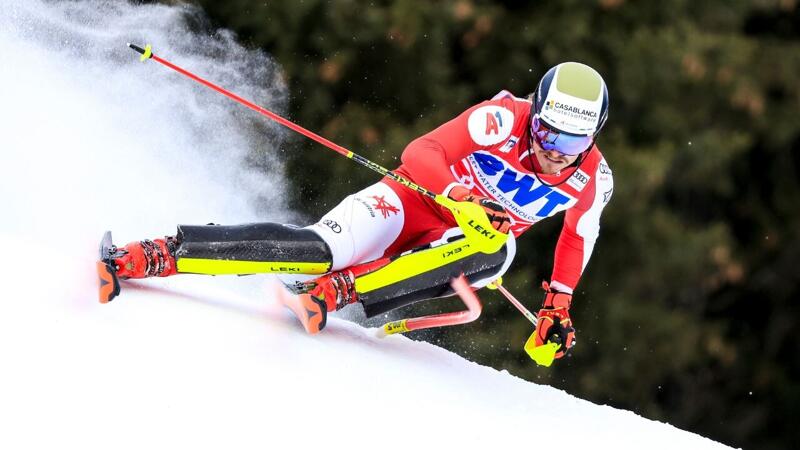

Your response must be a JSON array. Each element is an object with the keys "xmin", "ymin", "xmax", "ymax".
[{"xmin": 467, "ymin": 106, "xmax": 514, "ymax": 146}]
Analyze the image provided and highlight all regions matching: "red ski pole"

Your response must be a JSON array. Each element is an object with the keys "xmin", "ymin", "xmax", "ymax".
[
  {"xmin": 127, "ymin": 43, "xmax": 506, "ymax": 255},
  {"xmin": 489, "ymin": 281, "xmax": 537, "ymax": 324},
  {"xmin": 489, "ymin": 279, "xmax": 559, "ymax": 366},
  {"xmin": 377, "ymin": 275, "xmax": 483, "ymax": 336}
]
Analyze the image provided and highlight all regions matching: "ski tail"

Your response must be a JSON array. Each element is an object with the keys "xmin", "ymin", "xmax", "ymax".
[{"xmin": 98, "ymin": 231, "xmax": 121, "ymax": 303}]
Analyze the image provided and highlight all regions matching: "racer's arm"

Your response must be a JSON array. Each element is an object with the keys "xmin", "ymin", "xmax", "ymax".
[
  {"xmin": 400, "ymin": 100, "xmax": 512, "ymax": 195},
  {"xmin": 550, "ymin": 165, "xmax": 614, "ymax": 293}
]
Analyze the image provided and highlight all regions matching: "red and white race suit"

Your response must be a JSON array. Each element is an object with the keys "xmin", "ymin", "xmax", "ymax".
[{"xmin": 310, "ymin": 92, "xmax": 613, "ymax": 293}]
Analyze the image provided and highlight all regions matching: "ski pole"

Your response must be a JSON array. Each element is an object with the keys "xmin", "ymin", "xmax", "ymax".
[
  {"xmin": 377, "ymin": 275, "xmax": 482, "ymax": 337},
  {"xmin": 489, "ymin": 280, "xmax": 537, "ymax": 324},
  {"xmin": 488, "ymin": 279, "xmax": 559, "ymax": 366},
  {"xmin": 127, "ymin": 43, "xmax": 507, "ymax": 255}
]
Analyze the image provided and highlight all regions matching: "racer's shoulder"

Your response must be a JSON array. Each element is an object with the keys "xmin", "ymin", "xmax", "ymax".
[
  {"xmin": 464, "ymin": 91, "xmax": 531, "ymax": 131},
  {"xmin": 484, "ymin": 90, "xmax": 532, "ymax": 119},
  {"xmin": 463, "ymin": 91, "xmax": 530, "ymax": 146}
]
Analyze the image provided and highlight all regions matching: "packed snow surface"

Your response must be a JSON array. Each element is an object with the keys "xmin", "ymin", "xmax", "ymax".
[{"xmin": 0, "ymin": 1, "xmax": 732, "ymax": 449}]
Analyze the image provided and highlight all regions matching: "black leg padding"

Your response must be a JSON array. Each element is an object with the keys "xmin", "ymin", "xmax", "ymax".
[
  {"xmin": 359, "ymin": 245, "xmax": 508, "ymax": 318},
  {"xmin": 175, "ymin": 223, "xmax": 332, "ymax": 264}
]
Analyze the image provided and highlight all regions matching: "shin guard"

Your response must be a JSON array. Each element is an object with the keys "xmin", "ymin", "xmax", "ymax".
[
  {"xmin": 174, "ymin": 223, "xmax": 333, "ymax": 275},
  {"xmin": 350, "ymin": 235, "xmax": 510, "ymax": 317}
]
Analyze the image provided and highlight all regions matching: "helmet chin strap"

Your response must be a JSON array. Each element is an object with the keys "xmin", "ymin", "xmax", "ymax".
[{"xmin": 525, "ymin": 135, "xmax": 593, "ymax": 189}]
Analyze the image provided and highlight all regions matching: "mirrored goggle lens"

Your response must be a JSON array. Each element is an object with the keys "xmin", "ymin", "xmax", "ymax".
[{"xmin": 531, "ymin": 116, "xmax": 594, "ymax": 156}]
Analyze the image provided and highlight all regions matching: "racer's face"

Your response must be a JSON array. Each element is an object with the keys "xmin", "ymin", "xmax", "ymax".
[{"xmin": 532, "ymin": 138, "xmax": 580, "ymax": 175}]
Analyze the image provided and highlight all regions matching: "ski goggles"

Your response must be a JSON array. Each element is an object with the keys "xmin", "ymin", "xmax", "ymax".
[{"xmin": 531, "ymin": 115, "xmax": 594, "ymax": 156}]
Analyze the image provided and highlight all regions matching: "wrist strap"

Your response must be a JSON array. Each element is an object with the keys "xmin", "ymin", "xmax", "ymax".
[{"xmin": 541, "ymin": 281, "xmax": 572, "ymax": 308}]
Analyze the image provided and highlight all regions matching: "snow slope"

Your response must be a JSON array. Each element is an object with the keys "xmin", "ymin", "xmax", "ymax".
[{"xmin": 0, "ymin": 1, "xmax": 732, "ymax": 449}]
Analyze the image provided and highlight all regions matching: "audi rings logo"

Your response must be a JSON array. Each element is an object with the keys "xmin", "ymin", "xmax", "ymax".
[{"xmin": 322, "ymin": 219, "xmax": 342, "ymax": 233}]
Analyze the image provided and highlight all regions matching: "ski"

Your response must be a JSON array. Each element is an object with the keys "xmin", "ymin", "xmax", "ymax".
[
  {"xmin": 97, "ymin": 231, "xmax": 122, "ymax": 303},
  {"xmin": 268, "ymin": 279, "xmax": 327, "ymax": 334}
]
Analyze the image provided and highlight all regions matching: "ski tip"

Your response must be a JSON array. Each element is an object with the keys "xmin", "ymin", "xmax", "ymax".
[
  {"xmin": 97, "ymin": 261, "xmax": 121, "ymax": 304},
  {"xmin": 270, "ymin": 281, "xmax": 327, "ymax": 334}
]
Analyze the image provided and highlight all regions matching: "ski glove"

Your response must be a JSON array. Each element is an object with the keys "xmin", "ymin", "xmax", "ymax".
[
  {"xmin": 534, "ymin": 281, "xmax": 576, "ymax": 359},
  {"xmin": 448, "ymin": 185, "xmax": 511, "ymax": 233}
]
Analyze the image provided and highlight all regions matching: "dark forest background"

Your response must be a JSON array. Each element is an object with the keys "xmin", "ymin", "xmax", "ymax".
[{"xmin": 160, "ymin": 1, "xmax": 799, "ymax": 448}]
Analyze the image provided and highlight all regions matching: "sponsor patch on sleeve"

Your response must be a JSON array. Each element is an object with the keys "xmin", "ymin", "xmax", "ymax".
[
  {"xmin": 467, "ymin": 105, "xmax": 514, "ymax": 146},
  {"xmin": 566, "ymin": 168, "xmax": 590, "ymax": 191}
]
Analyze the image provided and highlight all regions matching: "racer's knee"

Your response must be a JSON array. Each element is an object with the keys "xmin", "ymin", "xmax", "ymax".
[
  {"xmin": 308, "ymin": 182, "xmax": 404, "ymax": 271},
  {"xmin": 467, "ymin": 232, "xmax": 516, "ymax": 289},
  {"xmin": 417, "ymin": 228, "xmax": 516, "ymax": 289}
]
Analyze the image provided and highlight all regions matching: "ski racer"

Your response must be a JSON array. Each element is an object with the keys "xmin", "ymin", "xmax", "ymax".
[{"xmin": 101, "ymin": 61, "xmax": 613, "ymax": 362}]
